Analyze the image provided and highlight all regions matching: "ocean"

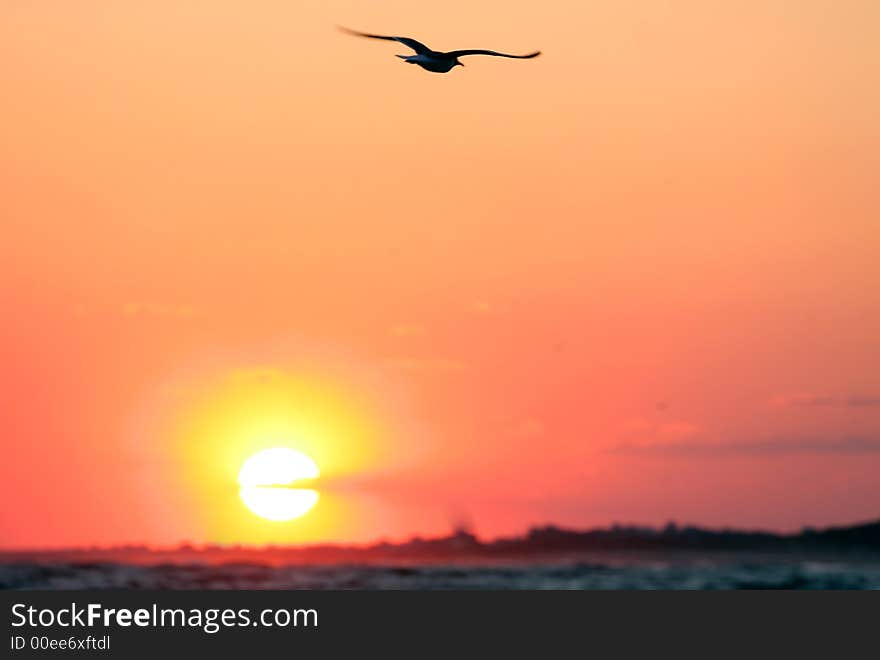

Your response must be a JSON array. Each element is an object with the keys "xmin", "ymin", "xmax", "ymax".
[{"xmin": 4, "ymin": 555, "xmax": 880, "ymax": 589}]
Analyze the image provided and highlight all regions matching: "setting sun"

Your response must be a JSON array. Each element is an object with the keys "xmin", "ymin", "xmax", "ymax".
[{"xmin": 238, "ymin": 448, "xmax": 320, "ymax": 522}]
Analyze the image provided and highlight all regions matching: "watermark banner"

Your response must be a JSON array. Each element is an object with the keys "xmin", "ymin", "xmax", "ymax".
[{"xmin": 3, "ymin": 591, "xmax": 876, "ymax": 657}]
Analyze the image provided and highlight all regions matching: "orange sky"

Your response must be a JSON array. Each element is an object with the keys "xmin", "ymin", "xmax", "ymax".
[{"xmin": 2, "ymin": 1, "xmax": 879, "ymax": 548}]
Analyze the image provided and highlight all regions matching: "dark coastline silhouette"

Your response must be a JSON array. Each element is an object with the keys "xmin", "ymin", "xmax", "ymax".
[{"xmin": 3, "ymin": 518, "xmax": 878, "ymax": 566}]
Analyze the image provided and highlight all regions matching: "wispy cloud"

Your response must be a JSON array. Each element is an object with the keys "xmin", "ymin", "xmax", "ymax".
[
  {"xmin": 122, "ymin": 301, "xmax": 198, "ymax": 319},
  {"xmin": 617, "ymin": 419, "xmax": 702, "ymax": 441},
  {"xmin": 389, "ymin": 323, "xmax": 426, "ymax": 338},
  {"xmin": 386, "ymin": 357, "xmax": 469, "ymax": 374},
  {"xmin": 472, "ymin": 300, "xmax": 492, "ymax": 314},
  {"xmin": 770, "ymin": 393, "xmax": 880, "ymax": 409},
  {"xmin": 848, "ymin": 397, "xmax": 880, "ymax": 407},
  {"xmin": 508, "ymin": 418, "xmax": 546, "ymax": 439},
  {"xmin": 610, "ymin": 436, "xmax": 880, "ymax": 456}
]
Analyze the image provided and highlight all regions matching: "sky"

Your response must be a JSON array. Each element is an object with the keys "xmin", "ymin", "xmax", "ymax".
[{"xmin": 1, "ymin": 1, "xmax": 879, "ymax": 548}]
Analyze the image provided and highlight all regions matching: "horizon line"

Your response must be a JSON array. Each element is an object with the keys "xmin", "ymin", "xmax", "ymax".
[{"xmin": 3, "ymin": 515, "xmax": 878, "ymax": 555}]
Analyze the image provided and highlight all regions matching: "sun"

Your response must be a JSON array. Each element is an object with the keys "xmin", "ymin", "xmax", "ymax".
[{"xmin": 238, "ymin": 448, "xmax": 320, "ymax": 521}]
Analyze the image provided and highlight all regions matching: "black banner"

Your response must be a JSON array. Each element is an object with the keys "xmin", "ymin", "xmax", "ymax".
[{"xmin": 3, "ymin": 591, "xmax": 877, "ymax": 657}]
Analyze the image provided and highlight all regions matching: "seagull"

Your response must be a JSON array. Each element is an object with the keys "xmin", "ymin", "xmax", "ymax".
[{"xmin": 339, "ymin": 26, "xmax": 541, "ymax": 73}]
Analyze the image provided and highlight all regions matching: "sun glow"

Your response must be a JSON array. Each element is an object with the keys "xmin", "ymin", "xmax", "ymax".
[
  {"xmin": 163, "ymin": 367, "xmax": 402, "ymax": 543},
  {"xmin": 238, "ymin": 448, "xmax": 320, "ymax": 521}
]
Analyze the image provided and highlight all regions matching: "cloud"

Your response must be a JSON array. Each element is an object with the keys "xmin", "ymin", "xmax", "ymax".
[
  {"xmin": 617, "ymin": 419, "xmax": 702, "ymax": 442},
  {"xmin": 656, "ymin": 421, "xmax": 701, "ymax": 439},
  {"xmin": 122, "ymin": 301, "xmax": 198, "ymax": 319},
  {"xmin": 389, "ymin": 323, "xmax": 426, "ymax": 338},
  {"xmin": 848, "ymin": 396, "xmax": 880, "ymax": 408},
  {"xmin": 386, "ymin": 357, "xmax": 469, "ymax": 373},
  {"xmin": 472, "ymin": 300, "xmax": 492, "ymax": 314},
  {"xmin": 610, "ymin": 436, "xmax": 880, "ymax": 456},
  {"xmin": 508, "ymin": 418, "xmax": 546, "ymax": 439},
  {"xmin": 770, "ymin": 393, "xmax": 880, "ymax": 409}
]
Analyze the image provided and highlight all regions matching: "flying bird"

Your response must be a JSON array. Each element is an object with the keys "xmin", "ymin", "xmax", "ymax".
[{"xmin": 339, "ymin": 26, "xmax": 541, "ymax": 73}]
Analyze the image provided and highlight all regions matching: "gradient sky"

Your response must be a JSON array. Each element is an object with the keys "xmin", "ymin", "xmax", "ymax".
[{"xmin": 2, "ymin": 1, "xmax": 879, "ymax": 548}]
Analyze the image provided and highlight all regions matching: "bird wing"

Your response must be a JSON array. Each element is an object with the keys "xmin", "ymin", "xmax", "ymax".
[
  {"xmin": 445, "ymin": 49, "xmax": 541, "ymax": 59},
  {"xmin": 338, "ymin": 26, "xmax": 433, "ymax": 55}
]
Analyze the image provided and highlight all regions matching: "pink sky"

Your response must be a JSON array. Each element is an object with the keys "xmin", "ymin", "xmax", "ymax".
[{"xmin": 1, "ymin": 1, "xmax": 878, "ymax": 548}]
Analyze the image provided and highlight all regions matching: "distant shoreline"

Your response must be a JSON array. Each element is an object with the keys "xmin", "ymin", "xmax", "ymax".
[{"xmin": 3, "ymin": 518, "xmax": 878, "ymax": 566}]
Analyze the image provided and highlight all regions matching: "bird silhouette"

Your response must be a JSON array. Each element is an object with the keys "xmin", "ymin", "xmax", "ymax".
[{"xmin": 339, "ymin": 26, "xmax": 541, "ymax": 73}]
